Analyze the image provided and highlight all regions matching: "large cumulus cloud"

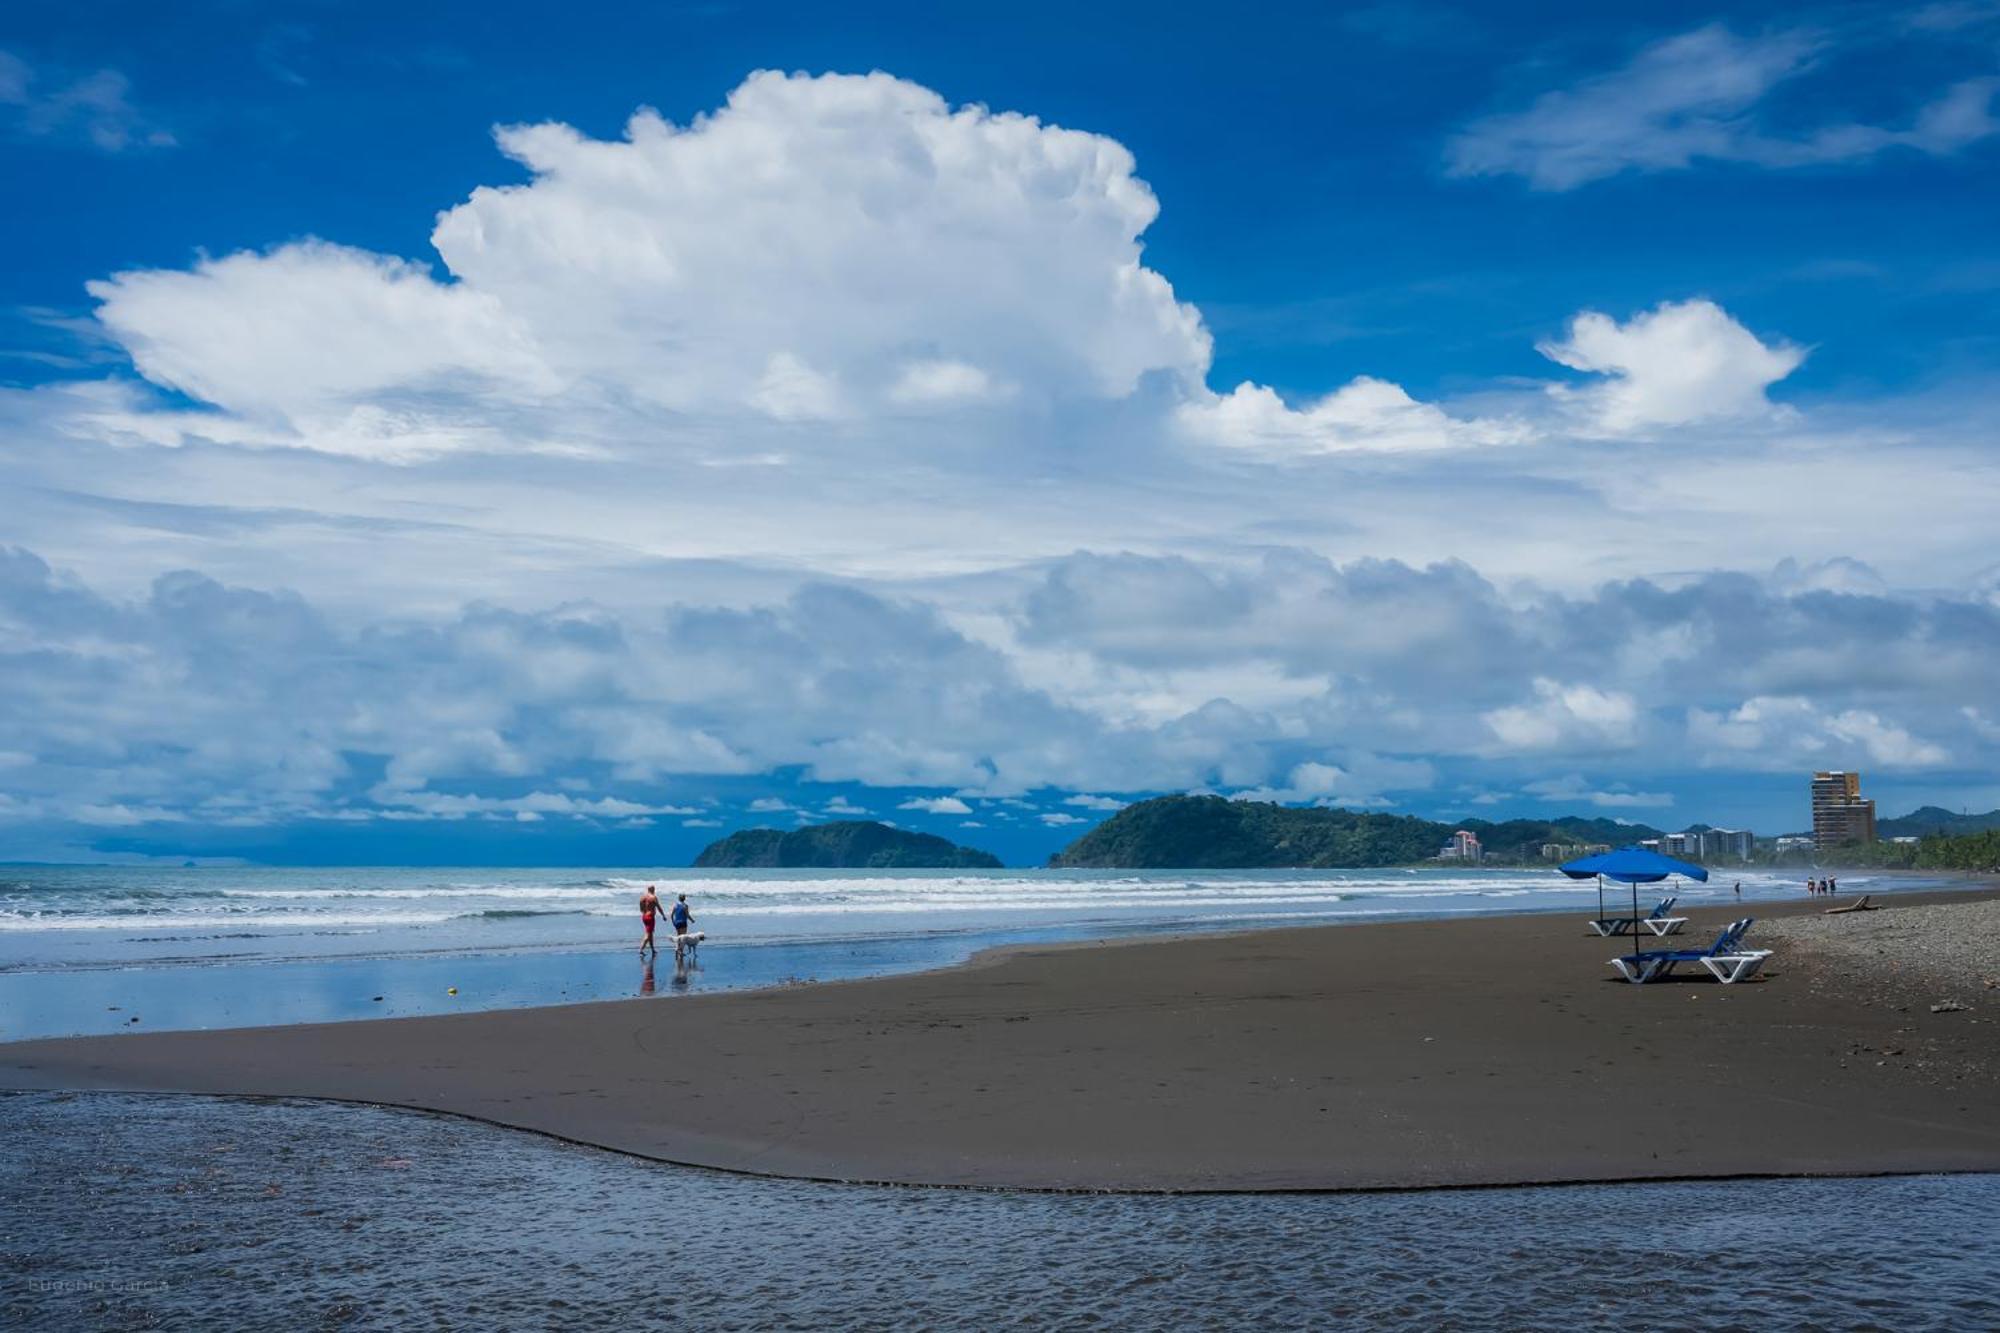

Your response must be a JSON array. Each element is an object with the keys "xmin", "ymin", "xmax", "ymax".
[
  {"xmin": 77, "ymin": 68, "xmax": 1817, "ymax": 468},
  {"xmin": 87, "ymin": 71, "xmax": 1212, "ymax": 458}
]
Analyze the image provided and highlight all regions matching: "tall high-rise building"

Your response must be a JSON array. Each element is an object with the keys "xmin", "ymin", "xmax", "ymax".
[{"xmin": 1811, "ymin": 771, "xmax": 1876, "ymax": 848}]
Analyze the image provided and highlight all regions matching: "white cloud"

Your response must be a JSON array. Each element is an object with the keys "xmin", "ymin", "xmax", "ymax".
[
  {"xmin": 81, "ymin": 71, "xmax": 1210, "ymax": 459},
  {"xmin": 750, "ymin": 352, "xmax": 845, "ymax": 422},
  {"xmin": 1039, "ymin": 811, "xmax": 1087, "ymax": 826},
  {"xmin": 822, "ymin": 795, "xmax": 870, "ymax": 815},
  {"xmin": 1176, "ymin": 377, "xmax": 1528, "ymax": 455},
  {"xmin": 1907, "ymin": 2, "xmax": 2000, "ymax": 31},
  {"xmin": 1826, "ymin": 709, "xmax": 1950, "ymax": 767},
  {"xmin": 370, "ymin": 789, "xmax": 699, "ymax": 821},
  {"xmin": 1523, "ymin": 775, "xmax": 1674, "ymax": 808},
  {"xmin": 0, "ymin": 50, "xmax": 176, "ymax": 152},
  {"xmin": 747, "ymin": 797, "xmax": 793, "ymax": 812},
  {"xmin": 899, "ymin": 795, "xmax": 973, "ymax": 815},
  {"xmin": 1538, "ymin": 300, "xmax": 1804, "ymax": 435},
  {"xmin": 1964, "ymin": 706, "xmax": 2000, "ymax": 743},
  {"xmin": 1231, "ymin": 755, "xmax": 1435, "ymax": 807},
  {"xmin": 682, "ymin": 817, "xmax": 723, "ymax": 828},
  {"xmin": 1062, "ymin": 794, "xmax": 1128, "ymax": 810},
  {"xmin": 1688, "ymin": 696, "xmax": 1949, "ymax": 769},
  {"xmin": 1447, "ymin": 24, "xmax": 2000, "ymax": 189},
  {"xmin": 1484, "ymin": 679, "xmax": 1640, "ymax": 753},
  {"xmin": 90, "ymin": 242, "xmax": 555, "ymax": 454},
  {"xmin": 887, "ymin": 359, "xmax": 1008, "ymax": 407}
]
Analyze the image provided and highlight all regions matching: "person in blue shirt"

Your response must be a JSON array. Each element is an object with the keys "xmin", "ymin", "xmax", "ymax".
[{"xmin": 670, "ymin": 893, "xmax": 693, "ymax": 939}]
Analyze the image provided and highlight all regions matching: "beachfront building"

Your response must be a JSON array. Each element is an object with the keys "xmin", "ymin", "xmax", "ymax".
[
  {"xmin": 1438, "ymin": 829, "xmax": 1482, "ymax": 862},
  {"xmin": 1539, "ymin": 841, "xmax": 1611, "ymax": 860},
  {"xmin": 1774, "ymin": 834, "xmax": 1815, "ymax": 853},
  {"xmin": 1699, "ymin": 828, "xmax": 1754, "ymax": 860},
  {"xmin": 1811, "ymin": 771, "xmax": 1877, "ymax": 848},
  {"xmin": 1643, "ymin": 829, "xmax": 1752, "ymax": 861}
]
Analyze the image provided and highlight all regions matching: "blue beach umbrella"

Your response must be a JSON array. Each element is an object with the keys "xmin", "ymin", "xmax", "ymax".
[{"xmin": 1560, "ymin": 846, "xmax": 1710, "ymax": 955}]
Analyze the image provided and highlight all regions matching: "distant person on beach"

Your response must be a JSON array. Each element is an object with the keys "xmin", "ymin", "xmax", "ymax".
[
  {"xmin": 1734, "ymin": 881, "xmax": 1741, "ymax": 900},
  {"xmin": 639, "ymin": 884, "xmax": 662, "ymax": 954},
  {"xmin": 670, "ymin": 893, "xmax": 693, "ymax": 939}
]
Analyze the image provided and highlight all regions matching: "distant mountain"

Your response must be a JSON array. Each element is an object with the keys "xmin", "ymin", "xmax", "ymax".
[
  {"xmin": 1459, "ymin": 815, "xmax": 1666, "ymax": 859},
  {"xmin": 1048, "ymin": 796, "xmax": 1664, "ymax": 869},
  {"xmin": 693, "ymin": 820, "xmax": 1002, "ymax": 869},
  {"xmin": 1878, "ymin": 806, "xmax": 2000, "ymax": 839}
]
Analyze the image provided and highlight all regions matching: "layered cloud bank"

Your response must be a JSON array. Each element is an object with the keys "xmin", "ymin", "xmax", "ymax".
[{"xmin": 2, "ymin": 543, "xmax": 1993, "ymax": 838}]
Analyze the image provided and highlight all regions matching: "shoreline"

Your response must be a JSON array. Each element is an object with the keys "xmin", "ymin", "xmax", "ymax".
[
  {"xmin": 3, "ymin": 886, "xmax": 1997, "ymax": 1193},
  {"xmin": 3, "ymin": 869, "xmax": 1978, "ymax": 1043},
  {"xmin": 11, "ymin": 1085, "xmax": 1999, "ymax": 1199}
]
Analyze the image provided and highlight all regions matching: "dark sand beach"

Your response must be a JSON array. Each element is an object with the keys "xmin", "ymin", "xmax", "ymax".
[{"xmin": 4, "ymin": 888, "xmax": 1996, "ymax": 1192}]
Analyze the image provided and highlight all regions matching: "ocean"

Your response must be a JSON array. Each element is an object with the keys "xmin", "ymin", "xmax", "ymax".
[{"xmin": 0, "ymin": 863, "xmax": 1924, "ymax": 1041}]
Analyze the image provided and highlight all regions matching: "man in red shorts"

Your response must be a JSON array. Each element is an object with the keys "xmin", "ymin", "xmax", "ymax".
[{"xmin": 638, "ymin": 883, "xmax": 662, "ymax": 954}]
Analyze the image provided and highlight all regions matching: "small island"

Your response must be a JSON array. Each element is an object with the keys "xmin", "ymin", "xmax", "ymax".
[{"xmin": 694, "ymin": 820, "xmax": 1003, "ymax": 869}]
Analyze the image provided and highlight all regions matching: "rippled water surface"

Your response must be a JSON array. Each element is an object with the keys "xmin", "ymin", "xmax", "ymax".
[{"xmin": 5, "ymin": 1093, "xmax": 1997, "ymax": 1331}]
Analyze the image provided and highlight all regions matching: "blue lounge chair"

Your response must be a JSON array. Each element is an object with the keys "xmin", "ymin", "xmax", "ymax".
[
  {"xmin": 1587, "ymin": 895, "xmax": 1687, "ymax": 938},
  {"xmin": 1609, "ymin": 917, "xmax": 1771, "ymax": 984}
]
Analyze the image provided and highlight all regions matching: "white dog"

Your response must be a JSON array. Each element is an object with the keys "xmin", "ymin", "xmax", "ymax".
[{"xmin": 672, "ymin": 930, "xmax": 705, "ymax": 961}]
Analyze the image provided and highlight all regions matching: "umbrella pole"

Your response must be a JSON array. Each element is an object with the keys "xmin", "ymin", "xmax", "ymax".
[
  {"xmin": 1597, "ymin": 874, "xmax": 1604, "ymax": 928},
  {"xmin": 1631, "ymin": 876, "xmax": 1643, "ymax": 962}
]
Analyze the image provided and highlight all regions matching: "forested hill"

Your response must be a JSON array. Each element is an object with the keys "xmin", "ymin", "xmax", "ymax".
[
  {"xmin": 1047, "ymin": 796, "xmax": 1661, "ymax": 869},
  {"xmin": 1877, "ymin": 806, "xmax": 2000, "ymax": 839},
  {"xmin": 693, "ymin": 820, "xmax": 1003, "ymax": 869},
  {"xmin": 1459, "ymin": 814, "xmax": 1666, "ymax": 854}
]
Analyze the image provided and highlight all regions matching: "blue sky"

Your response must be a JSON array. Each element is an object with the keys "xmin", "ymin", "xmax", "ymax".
[{"xmin": 2, "ymin": 1, "xmax": 1998, "ymax": 864}]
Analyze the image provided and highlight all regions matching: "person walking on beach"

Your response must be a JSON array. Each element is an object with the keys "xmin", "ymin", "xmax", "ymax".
[
  {"xmin": 639, "ymin": 884, "xmax": 663, "ymax": 954},
  {"xmin": 1734, "ymin": 881, "xmax": 1742, "ymax": 900},
  {"xmin": 670, "ymin": 893, "xmax": 693, "ymax": 941}
]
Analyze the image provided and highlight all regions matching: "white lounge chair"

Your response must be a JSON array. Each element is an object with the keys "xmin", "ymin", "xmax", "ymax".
[
  {"xmin": 1609, "ymin": 917, "xmax": 1771, "ymax": 984},
  {"xmin": 1588, "ymin": 896, "xmax": 1687, "ymax": 938}
]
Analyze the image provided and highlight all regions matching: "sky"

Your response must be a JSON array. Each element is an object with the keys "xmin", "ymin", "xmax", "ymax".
[{"xmin": 2, "ymin": 0, "xmax": 1998, "ymax": 865}]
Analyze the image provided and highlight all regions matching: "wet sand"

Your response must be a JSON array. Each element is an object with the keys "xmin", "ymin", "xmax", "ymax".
[{"xmin": 3, "ymin": 889, "xmax": 1997, "ymax": 1191}]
